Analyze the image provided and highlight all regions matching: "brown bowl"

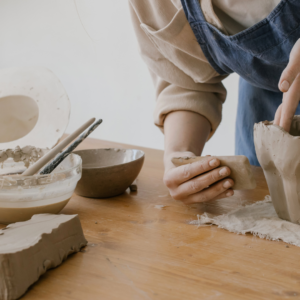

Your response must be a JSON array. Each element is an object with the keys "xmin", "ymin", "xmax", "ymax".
[{"xmin": 73, "ymin": 148, "xmax": 145, "ymax": 198}]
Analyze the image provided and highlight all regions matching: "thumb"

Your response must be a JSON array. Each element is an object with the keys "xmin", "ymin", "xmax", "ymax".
[{"xmin": 279, "ymin": 39, "xmax": 300, "ymax": 93}]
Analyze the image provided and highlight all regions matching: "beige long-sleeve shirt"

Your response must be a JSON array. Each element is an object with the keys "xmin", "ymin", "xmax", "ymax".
[{"xmin": 128, "ymin": 0, "xmax": 280, "ymax": 139}]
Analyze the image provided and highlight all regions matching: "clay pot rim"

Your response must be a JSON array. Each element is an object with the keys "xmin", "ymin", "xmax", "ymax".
[
  {"xmin": 74, "ymin": 148, "xmax": 145, "ymax": 170},
  {"xmin": 255, "ymin": 117, "xmax": 300, "ymax": 140}
]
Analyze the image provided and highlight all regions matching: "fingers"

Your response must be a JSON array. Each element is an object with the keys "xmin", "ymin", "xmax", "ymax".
[
  {"xmin": 273, "ymin": 103, "xmax": 282, "ymax": 126},
  {"xmin": 182, "ymin": 178, "xmax": 235, "ymax": 204},
  {"xmin": 172, "ymin": 166, "xmax": 231, "ymax": 199},
  {"xmin": 276, "ymin": 39, "xmax": 300, "ymax": 130},
  {"xmin": 279, "ymin": 79, "xmax": 290, "ymax": 93},
  {"xmin": 213, "ymin": 188, "xmax": 234, "ymax": 200},
  {"xmin": 279, "ymin": 39, "xmax": 300, "ymax": 92},
  {"xmin": 279, "ymin": 68, "xmax": 294, "ymax": 93},
  {"xmin": 165, "ymin": 157, "xmax": 220, "ymax": 186},
  {"xmin": 164, "ymin": 155, "xmax": 234, "ymax": 204},
  {"xmin": 279, "ymin": 74, "xmax": 300, "ymax": 132}
]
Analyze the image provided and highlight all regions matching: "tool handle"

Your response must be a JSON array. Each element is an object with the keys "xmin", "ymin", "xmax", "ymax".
[
  {"xmin": 22, "ymin": 118, "xmax": 96, "ymax": 176},
  {"xmin": 39, "ymin": 119, "xmax": 103, "ymax": 175}
]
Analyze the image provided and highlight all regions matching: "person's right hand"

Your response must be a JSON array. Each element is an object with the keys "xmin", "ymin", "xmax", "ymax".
[
  {"xmin": 164, "ymin": 152, "xmax": 234, "ymax": 204},
  {"xmin": 275, "ymin": 39, "xmax": 300, "ymax": 132}
]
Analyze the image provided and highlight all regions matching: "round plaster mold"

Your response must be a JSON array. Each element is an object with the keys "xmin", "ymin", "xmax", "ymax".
[{"xmin": 0, "ymin": 66, "xmax": 70, "ymax": 149}]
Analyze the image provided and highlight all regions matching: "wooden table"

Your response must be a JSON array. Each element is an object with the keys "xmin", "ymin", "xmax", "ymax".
[{"xmin": 5, "ymin": 138, "xmax": 300, "ymax": 300}]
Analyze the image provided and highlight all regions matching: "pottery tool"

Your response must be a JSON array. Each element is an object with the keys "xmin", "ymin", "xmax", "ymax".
[
  {"xmin": 0, "ymin": 214, "xmax": 87, "ymax": 300},
  {"xmin": 39, "ymin": 119, "xmax": 103, "ymax": 175},
  {"xmin": 22, "ymin": 118, "xmax": 96, "ymax": 176},
  {"xmin": 172, "ymin": 155, "xmax": 256, "ymax": 190}
]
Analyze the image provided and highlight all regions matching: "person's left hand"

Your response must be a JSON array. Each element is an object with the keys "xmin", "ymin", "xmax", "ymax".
[{"xmin": 274, "ymin": 39, "xmax": 300, "ymax": 132}]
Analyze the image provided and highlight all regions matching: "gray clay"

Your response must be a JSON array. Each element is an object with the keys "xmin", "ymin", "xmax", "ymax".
[
  {"xmin": 254, "ymin": 116, "xmax": 300, "ymax": 223},
  {"xmin": 172, "ymin": 155, "xmax": 256, "ymax": 190},
  {"xmin": 0, "ymin": 214, "xmax": 87, "ymax": 300}
]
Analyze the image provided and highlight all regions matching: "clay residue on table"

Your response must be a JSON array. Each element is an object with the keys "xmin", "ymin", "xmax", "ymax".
[
  {"xmin": 154, "ymin": 205, "xmax": 166, "ymax": 210},
  {"xmin": 0, "ymin": 145, "xmax": 47, "ymax": 168}
]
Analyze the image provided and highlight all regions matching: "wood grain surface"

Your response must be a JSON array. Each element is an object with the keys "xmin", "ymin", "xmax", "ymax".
[{"xmin": 2, "ymin": 138, "xmax": 300, "ymax": 300}]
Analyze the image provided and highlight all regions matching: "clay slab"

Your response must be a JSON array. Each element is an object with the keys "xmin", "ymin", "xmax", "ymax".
[
  {"xmin": 0, "ymin": 214, "xmax": 87, "ymax": 300},
  {"xmin": 254, "ymin": 116, "xmax": 300, "ymax": 223},
  {"xmin": 172, "ymin": 156, "xmax": 256, "ymax": 190}
]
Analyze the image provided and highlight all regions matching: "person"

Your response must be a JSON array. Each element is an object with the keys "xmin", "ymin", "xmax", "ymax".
[{"xmin": 128, "ymin": 0, "xmax": 300, "ymax": 204}]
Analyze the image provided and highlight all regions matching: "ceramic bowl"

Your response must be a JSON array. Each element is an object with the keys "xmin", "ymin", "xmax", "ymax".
[
  {"xmin": 74, "ymin": 148, "xmax": 145, "ymax": 198},
  {"xmin": 0, "ymin": 153, "xmax": 82, "ymax": 224}
]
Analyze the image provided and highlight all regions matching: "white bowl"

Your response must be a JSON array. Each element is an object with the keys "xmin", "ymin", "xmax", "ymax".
[{"xmin": 0, "ymin": 153, "xmax": 82, "ymax": 224}]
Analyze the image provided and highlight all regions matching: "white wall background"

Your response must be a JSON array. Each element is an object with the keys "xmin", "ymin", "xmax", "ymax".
[{"xmin": 0, "ymin": 0, "xmax": 239, "ymax": 155}]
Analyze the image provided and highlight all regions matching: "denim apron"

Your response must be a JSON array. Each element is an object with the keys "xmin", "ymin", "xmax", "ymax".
[{"xmin": 180, "ymin": 0, "xmax": 300, "ymax": 165}]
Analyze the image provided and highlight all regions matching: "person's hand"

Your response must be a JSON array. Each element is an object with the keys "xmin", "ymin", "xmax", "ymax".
[
  {"xmin": 275, "ymin": 39, "xmax": 300, "ymax": 132},
  {"xmin": 163, "ymin": 152, "xmax": 234, "ymax": 204}
]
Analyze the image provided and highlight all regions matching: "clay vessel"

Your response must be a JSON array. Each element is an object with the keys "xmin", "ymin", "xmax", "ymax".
[
  {"xmin": 254, "ymin": 116, "xmax": 300, "ymax": 223},
  {"xmin": 74, "ymin": 148, "xmax": 144, "ymax": 198}
]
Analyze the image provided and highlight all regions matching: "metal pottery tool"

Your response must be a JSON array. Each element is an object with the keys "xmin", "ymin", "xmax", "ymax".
[
  {"xmin": 22, "ymin": 118, "xmax": 96, "ymax": 176},
  {"xmin": 39, "ymin": 119, "xmax": 103, "ymax": 175}
]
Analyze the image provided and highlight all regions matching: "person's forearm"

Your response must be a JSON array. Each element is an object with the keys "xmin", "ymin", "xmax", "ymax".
[
  {"xmin": 163, "ymin": 111, "xmax": 233, "ymax": 203},
  {"xmin": 164, "ymin": 111, "xmax": 211, "ymax": 168}
]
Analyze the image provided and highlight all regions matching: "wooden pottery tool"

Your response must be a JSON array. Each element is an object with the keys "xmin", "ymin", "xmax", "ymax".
[
  {"xmin": 22, "ymin": 118, "xmax": 96, "ymax": 176},
  {"xmin": 39, "ymin": 119, "xmax": 103, "ymax": 175},
  {"xmin": 172, "ymin": 155, "xmax": 256, "ymax": 190}
]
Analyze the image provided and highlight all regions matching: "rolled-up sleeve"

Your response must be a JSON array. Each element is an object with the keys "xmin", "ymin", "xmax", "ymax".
[{"xmin": 129, "ymin": 0, "xmax": 227, "ymax": 139}]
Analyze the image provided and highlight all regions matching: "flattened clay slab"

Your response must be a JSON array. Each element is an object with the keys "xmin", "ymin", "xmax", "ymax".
[
  {"xmin": 254, "ymin": 116, "xmax": 300, "ymax": 223},
  {"xmin": 172, "ymin": 156, "xmax": 256, "ymax": 190},
  {"xmin": 0, "ymin": 214, "xmax": 87, "ymax": 300}
]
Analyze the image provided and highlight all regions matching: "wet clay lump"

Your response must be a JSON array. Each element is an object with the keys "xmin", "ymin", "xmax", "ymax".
[{"xmin": 172, "ymin": 155, "xmax": 256, "ymax": 190}]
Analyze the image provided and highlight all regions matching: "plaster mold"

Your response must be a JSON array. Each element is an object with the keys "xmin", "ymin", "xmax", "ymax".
[
  {"xmin": 0, "ymin": 66, "xmax": 70, "ymax": 149},
  {"xmin": 0, "ymin": 214, "xmax": 87, "ymax": 300},
  {"xmin": 172, "ymin": 156, "xmax": 256, "ymax": 190},
  {"xmin": 254, "ymin": 116, "xmax": 300, "ymax": 223}
]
